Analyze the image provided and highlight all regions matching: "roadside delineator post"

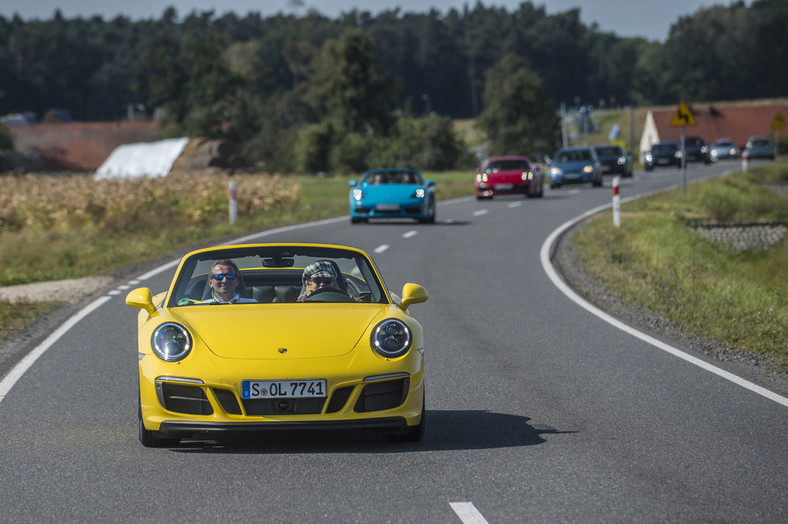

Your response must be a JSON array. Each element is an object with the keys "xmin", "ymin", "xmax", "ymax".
[
  {"xmin": 229, "ymin": 181, "xmax": 238, "ymax": 226},
  {"xmin": 742, "ymin": 150, "xmax": 748, "ymax": 172},
  {"xmin": 613, "ymin": 176, "xmax": 621, "ymax": 228}
]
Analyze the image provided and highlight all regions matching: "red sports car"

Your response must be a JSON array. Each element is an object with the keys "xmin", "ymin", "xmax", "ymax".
[{"xmin": 475, "ymin": 156, "xmax": 543, "ymax": 199}]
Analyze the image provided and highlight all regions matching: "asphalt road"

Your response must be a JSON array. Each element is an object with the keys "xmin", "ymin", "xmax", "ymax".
[{"xmin": 1, "ymin": 160, "xmax": 786, "ymax": 523}]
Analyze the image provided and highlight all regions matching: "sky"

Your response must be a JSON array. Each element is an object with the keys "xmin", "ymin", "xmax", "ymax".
[{"xmin": 0, "ymin": 1, "xmax": 733, "ymax": 42}]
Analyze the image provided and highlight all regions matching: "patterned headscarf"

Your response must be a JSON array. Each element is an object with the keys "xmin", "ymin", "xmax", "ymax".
[{"xmin": 298, "ymin": 260, "xmax": 339, "ymax": 301}]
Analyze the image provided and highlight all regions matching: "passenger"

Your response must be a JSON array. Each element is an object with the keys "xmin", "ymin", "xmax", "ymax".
[
  {"xmin": 204, "ymin": 259, "xmax": 256, "ymax": 304},
  {"xmin": 297, "ymin": 260, "xmax": 348, "ymax": 301}
]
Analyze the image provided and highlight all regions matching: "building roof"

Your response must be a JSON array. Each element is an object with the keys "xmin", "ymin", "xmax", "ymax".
[{"xmin": 648, "ymin": 103, "xmax": 788, "ymax": 148}]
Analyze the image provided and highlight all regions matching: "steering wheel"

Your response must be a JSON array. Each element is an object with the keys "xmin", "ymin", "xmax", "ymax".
[{"xmin": 303, "ymin": 288, "xmax": 354, "ymax": 302}]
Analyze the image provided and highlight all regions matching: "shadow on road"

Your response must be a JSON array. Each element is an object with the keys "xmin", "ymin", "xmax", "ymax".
[{"xmin": 172, "ymin": 409, "xmax": 576, "ymax": 454}]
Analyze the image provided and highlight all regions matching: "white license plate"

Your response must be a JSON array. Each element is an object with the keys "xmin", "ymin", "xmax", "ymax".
[
  {"xmin": 242, "ymin": 379, "xmax": 327, "ymax": 399},
  {"xmin": 376, "ymin": 203, "xmax": 400, "ymax": 211},
  {"xmin": 494, "ymin": 183, "xmax": 513, "ymax": 190}
]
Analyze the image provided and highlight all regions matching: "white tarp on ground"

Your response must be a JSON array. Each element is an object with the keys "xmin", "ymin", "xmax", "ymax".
[{"xmin": 94, "ymin": 137, "xmax": 189, "ymax": 179}]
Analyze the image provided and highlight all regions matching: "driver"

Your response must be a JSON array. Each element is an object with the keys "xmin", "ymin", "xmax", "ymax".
[
  {"xmin": 204, "ymin": 259, "xmax": 257, "ymax": 304},
  {"xmin": 297, "ymin": 260, "xmax": 345, "ymax": 301}
]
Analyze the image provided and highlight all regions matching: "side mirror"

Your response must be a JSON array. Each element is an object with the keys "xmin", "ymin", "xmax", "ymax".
[
  {"xmin": 426, "ymin": 180, "xmax": 435, "ymax": 187},
  {"xmin": 349, "ymin": 180, "xmax": 357, "ymax": 187},
  {"xmin": 399, "ymin": 283, "xmax": 428, "ymax": 311},
  {"xmin": 126, "ymin": 287, "xmax": 158, "ymax": 317}
]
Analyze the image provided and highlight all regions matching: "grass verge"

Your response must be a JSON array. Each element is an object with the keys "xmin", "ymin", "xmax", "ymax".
[{"xmin": 571, "ymin": 163, "xmax": 788, "ymax": 367}]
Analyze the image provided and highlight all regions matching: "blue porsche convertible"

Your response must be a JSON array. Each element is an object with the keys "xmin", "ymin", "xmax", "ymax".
[{"xmin": 349, "ymin": 168, "xmax": 436, "ymax": 224}]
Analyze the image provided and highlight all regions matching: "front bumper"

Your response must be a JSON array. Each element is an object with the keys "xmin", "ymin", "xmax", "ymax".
[
  {"xmin": 139, "ymin": 350, "xmax": 425, "ymax": 436},
  {"xmin": 350, "ymin": 200, "xmax": 428, "ymax": 219},
  {"xmin": 475, "ymin": 181, "xmax": 532, "ymax": 197}
]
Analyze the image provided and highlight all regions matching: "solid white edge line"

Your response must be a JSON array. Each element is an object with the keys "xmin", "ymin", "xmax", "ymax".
[
  {"xmin": 0, "ymin": 296, "xmax": 113, "ymax": 403},
  {"xmin": 540, "ymin": 203, "xmax": 788, "ymax": 409},
  {"xmin": 450, "ymin": 502, "xmax": 489, "ymax": 524}
]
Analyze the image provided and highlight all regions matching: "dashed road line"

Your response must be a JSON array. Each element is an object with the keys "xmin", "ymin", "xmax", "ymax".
[{"xmin": 450, "ymin": 502, "xmax": 489, "ymax": 524}]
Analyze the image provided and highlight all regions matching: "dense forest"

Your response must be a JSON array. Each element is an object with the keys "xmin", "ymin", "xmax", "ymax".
[{"xmin": 0, "ymin": 0, "xmax": 786, "ymax": 172}]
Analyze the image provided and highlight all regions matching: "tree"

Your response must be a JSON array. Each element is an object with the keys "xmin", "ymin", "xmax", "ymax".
[
  {"xmin": 306, "ymin": 29, "xmax": 397, "ymax": 135},
  {"xmin": 476, "ymin": 53, "xmax": 558, "ymax": 157}
]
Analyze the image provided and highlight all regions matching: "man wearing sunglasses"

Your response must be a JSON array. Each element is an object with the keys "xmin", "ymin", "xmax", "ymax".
[{"xmin": 205, "ymin": 259, "xmax": 257, "ymax": 304}]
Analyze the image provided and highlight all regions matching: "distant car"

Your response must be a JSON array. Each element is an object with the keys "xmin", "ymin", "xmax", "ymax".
[
  {"xmin": 644, "ymin": 141, "xmax": 681, "ymax": 171},
  {"xmin": 680, "ymin": 136, "xmax": 711, "ymax": 163},
  {"xmin": 592, "ymin": 145, "xmax": 633, "ymax": 177},
  {"xmin": 474, "ymin": 156, "xmax": 543, "ymax": 199},
  {"xmin": 548, "ymin": 146, "xmax": 603, "ymax": 188},
  {"xmin": 349, "ymin": 168, "xmax": 435, "ymax": 224},
  {"xmin": 743, "ymin": 136, "xmax": 775, "ymax": 160},
  {"xmin": 127, "ymin": 242, "xmax": 429, "ymax": 447},
  {"xmin": 709, "ymin": 138, "xmax": 739, "ymax": 161}
]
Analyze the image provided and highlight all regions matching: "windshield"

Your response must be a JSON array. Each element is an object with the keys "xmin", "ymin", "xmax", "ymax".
[
  {"xmin": 168, "ymin": 245, "xmax": 387, "ymax": 306},
  {"xmin": 594, "ymin": 147, "xmax": 622, "ymax": 156},
  {"xmin": 653, "ymin": 143, "xmax": 678, "ymax": 153},
  {"xmin": 485, "ymin": 159, "xmax": 530, "ymax": 171},
  {"xmin": 554, "ymin": 148, "xmax": 593, "ymax": 162},
  {"xmin": 362, "ymin": 170, "xmax": 422, "ymax": 185}
]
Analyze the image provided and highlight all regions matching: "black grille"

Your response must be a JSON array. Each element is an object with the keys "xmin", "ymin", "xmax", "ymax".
[
  {"xmin": 159, "ymin": 383, "xmax": 213, "ymax": 415},
  {"xmin": 354, "ymin": 378, "xmax": 409, "ymax": 413},
  {"xmin": 326, "ymin": 386, "xmax": 354, "ymax": 413},
  {"xmin": 242, "ymin": 397, "xmax": 325, "ymax": 415},
  {"xmin": 213, "ymin": 388, "xmax": 242, "ymax": 415}
]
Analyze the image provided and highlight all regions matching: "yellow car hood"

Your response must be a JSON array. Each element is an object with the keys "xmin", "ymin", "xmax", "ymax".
[{"xmin": 172, "ymin": 304, "xmax": 386, "ymax": 359}]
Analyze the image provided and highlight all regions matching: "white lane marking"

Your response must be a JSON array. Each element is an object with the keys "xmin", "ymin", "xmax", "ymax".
[
  {"xmin": 374, "ymin": 244, "xmax": 389, "ymax": 254},
  {"xmin": 508, "ymin": 201, "xmax": 522, "ymax": 208},
  {"xmin": 0, "ymin": 296, "xmax": 112, "ymax": 403},
  {"xmin": 540, "ymin": 205, "xmax": 788, "ymax": 408},
  {"xmin": 403, "ymin": 230, "xmax": 418, "ymax": 238},
  {"xmin": 450, "ymin": 502, "xmax": 489, "ymax": 524},
  {"xmin": 473, "ymin": 209, "xmax": 488, "ymax": 216}
]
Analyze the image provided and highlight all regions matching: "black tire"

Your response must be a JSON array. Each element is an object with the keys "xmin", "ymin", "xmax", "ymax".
[{"xmin": 350, "ymin": 217, "xmax": 363, "ymax": 224}]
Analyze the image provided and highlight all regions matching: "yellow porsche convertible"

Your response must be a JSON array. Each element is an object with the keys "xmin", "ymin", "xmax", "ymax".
[{"xmin": 126, "ymin": 243, "xmax": 429, "ymax": 447}]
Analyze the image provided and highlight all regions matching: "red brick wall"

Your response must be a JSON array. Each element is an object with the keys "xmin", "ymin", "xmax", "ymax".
[{"xmin": 8, "ymin": 121, "xmax": 161, "ymax": 171}]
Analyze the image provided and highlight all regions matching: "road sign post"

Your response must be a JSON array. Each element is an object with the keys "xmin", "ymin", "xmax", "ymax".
[
  {"xmin": 669, "ymin": 102, "xmax": 697, "ymax": 195},
  {"xmin": 771, "ymin": 111, "xmax": 785, "ymax": 161},
  {"xmin": 612, "ymin": 176, "xmax": 621, "ymax": 228},
  {"xmin": 229, "ymin": 181, "xmax": 237, "ymax": 226}
]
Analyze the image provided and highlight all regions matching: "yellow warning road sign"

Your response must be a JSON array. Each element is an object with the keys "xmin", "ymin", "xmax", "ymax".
[
  {"xmin": 670, "ymin": 101, "xmax": 697, "ymax": 127},
  {"xmin": 770, "ymin": 111, "xmax": 786, "ymax": 131}
]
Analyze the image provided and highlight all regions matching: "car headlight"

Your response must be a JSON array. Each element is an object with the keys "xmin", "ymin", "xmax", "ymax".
[
  {"xmin": 645, "ymin": 152, "xmax": 653, "ymax": 162},
  {"xmin": 550, "ymin": 167, "xmax": 563, "ymax": 176},
  {"xmin": 617, "ymin": 156, "xmax": 626, "ymax": 165},
  {"xmin": 413, "ymin": 188, "xmax": 425, "ymax": 198},
  {"xmin": 371, "ymin": 319, "xmax": 412, "ymax": 358},
  {"xmin": 521, "ymin": 171, "xmax": 534, "ymax": 181},
  {"xmin": 583, "ymin": 165, "xmax": 594, "ymax": 173},
  {"xmin": 352, "ymin": 188, "xmax": 363, "ymax": 200},
  {"xmin": 151, "ymin": 322, "xmax": 192, "ymax": 362}
]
